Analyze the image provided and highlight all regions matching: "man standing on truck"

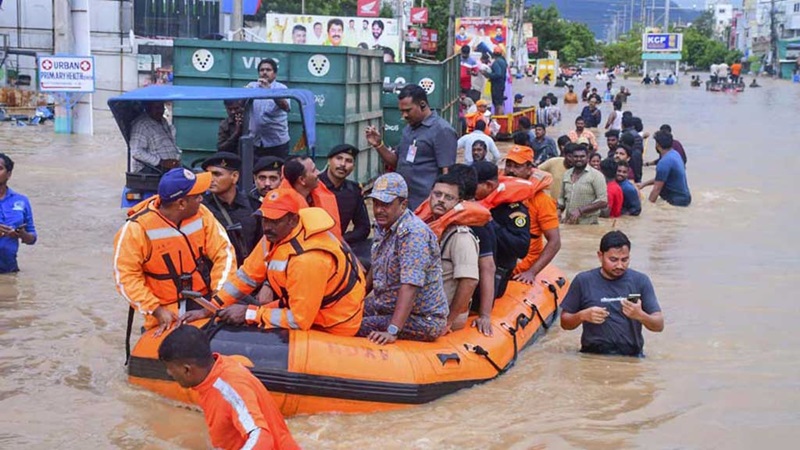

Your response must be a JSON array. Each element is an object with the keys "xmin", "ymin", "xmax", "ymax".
[{"xmin": 246, "ymin": 59, "xmax": 291, "ymax": 160}]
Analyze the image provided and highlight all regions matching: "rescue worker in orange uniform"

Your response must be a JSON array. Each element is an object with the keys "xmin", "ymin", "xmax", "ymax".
[
  {"xmin": 113, "ymin": 168, "xmax": 236, "ymax": 337},
  {"xmin": 214, "ymin": 188, "xmax": 366, "ymax": 336},
  {"xmin": 464, "ymin": 99, "xmax": 491, "ymax": 135},
  {"xmin": 158, "ymin": 326, "xmax": 299, "ymax": 450},
  {"xmin": 502, "ymin": 145, "xmax": 562, "ymax": 285},
  {"xmin": 279, "ymin": 156, "xmax": 343, "ymax": 240}
]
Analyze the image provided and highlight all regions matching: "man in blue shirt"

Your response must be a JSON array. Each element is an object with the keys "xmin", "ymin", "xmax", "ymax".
[
  {"xmin": 0, "ymin": 153, "xmax": 37, "ymax": 273},
  {"xmin": 640, "ymin": 131, "xmax": 692, "ymax": 206},
  {"xmin": 246, "ymin": 58, "xmax": 291, "ymax": 160},
  {"xmin": 615, "ymin": 161, "xmax": 641, "ymax": 216},
  {"xmin": 560, "ymin": 231, "xmax": 664, "ymax": 356}
]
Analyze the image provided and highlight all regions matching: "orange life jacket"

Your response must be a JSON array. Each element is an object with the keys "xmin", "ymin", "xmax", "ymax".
[
  {"xmin": 279, "ymin": 179, "xmax": 343, "ymax": 240},
  {"xmin": 465, "ymin": 111, "xmax": 491, "ymax": 135},
  {"xmin": 414, "ymin": 199, "xmax": 492, "ymax": 240},
  {"xmin": 479, "ymin": 173, "xmax": 552, "ymax": 210},
  {"xmin": 125, "ymin": 198, "xmax": 214, "ymax": 301},
  {"xmin": 262, "ymin": 208, "xmax": 364, "ymax": 334}
]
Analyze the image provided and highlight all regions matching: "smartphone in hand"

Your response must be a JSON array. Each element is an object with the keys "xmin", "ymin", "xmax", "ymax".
[{"xmin": 627, "ymin": 293, "xmax": 641, "ymax": 304}]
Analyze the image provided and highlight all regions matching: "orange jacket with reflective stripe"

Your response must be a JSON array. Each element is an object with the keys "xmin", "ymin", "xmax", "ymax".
[
  {"xmin": 414, "ymin": 200, "xmax": 492, "ymax": 240},
  {"xmin": 193, "ymin": 354, "xmax": 300, "ymax": 450},
  {"xmin": 279, "ymin": 179, "xmax": 343, "ymax": 240},
  {"xmin": 217, "ymin": 207, "xmax": 365, "ymax": 336},
  {"xmin": 113, "ymin": 197, "xmax": 236, "ymax": 329},
  {"xmin": 511, "ymin": 170, "xmax": 559, "ymax": 274}
]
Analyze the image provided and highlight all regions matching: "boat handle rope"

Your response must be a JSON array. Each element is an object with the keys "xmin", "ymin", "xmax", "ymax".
[
  {"xmin": 462, "ymin": 276, "xmax": 567, "ymax": 376},
  {"xmin": 463, "ymin": 343, "xmax": 506, "ymax": 374}
]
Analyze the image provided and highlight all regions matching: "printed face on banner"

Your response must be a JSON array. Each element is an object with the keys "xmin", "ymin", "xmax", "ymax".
[
  {"xmin": 266, "ymin": 13, "xmax": 401, "ymax": 59},
  {"xmin": 454, "ymin": 17, "xmax": 508, "ymax": 58}
]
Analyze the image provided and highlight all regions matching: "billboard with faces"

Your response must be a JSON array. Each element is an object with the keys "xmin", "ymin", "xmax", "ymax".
[
  {"xmin": 265, "ymin": 13, "xmax": 402, "ymax": 62},
  {"xmin": 454, "ymin": 17, "xmax": 509, "ymax": 59}
]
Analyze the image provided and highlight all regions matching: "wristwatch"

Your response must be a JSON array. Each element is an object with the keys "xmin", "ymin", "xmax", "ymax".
[{"xmin": 387, "ymin": 324, "xmax": 399, "ymax": 336}]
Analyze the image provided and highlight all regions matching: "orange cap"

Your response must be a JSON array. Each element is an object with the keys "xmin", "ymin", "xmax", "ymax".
[
  {"xmin": 476, "ymin": 99, "xmax": 489, "ymax": 107},
  {"xmin": 493, "ymin": 45, "xmax": 504, "ymax": 55},
  {"xmin": 255, "ymin": 188, "xmax": 304, "ymax": 220},
  {"xmin": 506, "ymin": 145, "xmax": 534, "ymax": 165}
]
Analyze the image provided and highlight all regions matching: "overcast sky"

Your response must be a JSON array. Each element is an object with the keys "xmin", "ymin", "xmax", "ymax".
[{"xmin": 672, "ymin": 0, "xmax": 743, "ymax": 7}]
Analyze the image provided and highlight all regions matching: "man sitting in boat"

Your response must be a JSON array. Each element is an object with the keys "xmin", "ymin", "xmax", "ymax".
[
  {"xmin": 357, "ymin": 173, "xmax": 449, "ymax": 344},
  {"xmin": 113, "ymin": 168, "xmax": 236, "ymax": 337},
  {"xmin": 501, "ymin": 145, "xmax": 562, "ymax": 285},
  {"xmin": 212, "ymin": 188, "xmax": 366, "ymax": 336},
  {"xmin": 128, "ymin": 101, "xmax": 182, "ymax": 174},
  {"xmin": 414, "ymin": 172, "xmax": 491, "ymax": 331},
  {"xmin": 473, "ymin": 161, "xmax": 532, "ymax": 298},
  {"xmin": 279, "ymin": 156, "xmax": 343, "ymax": 241}
]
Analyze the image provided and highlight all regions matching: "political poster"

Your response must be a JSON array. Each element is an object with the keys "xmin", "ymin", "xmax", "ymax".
[
  {"xmin": 265, "ymin": 13, "xmax": 401, "ymax": 62},
  {"xmin": 454, "ymin": 17, "xmax": 509, "ymax": 58}
]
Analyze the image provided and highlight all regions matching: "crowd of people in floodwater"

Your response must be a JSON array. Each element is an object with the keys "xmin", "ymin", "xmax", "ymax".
[{"xmin": 0, "ymin": 60, "xmax": 685, "ymax": 447}]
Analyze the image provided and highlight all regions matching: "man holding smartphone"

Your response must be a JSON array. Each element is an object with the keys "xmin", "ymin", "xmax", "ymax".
[
  {"xmin": 0, "ymin": 153, "xmax": 37, "ymax": 273},
  {"xmin": 560, "ymin": 230, "xmax": 664, "ymax": 356}
]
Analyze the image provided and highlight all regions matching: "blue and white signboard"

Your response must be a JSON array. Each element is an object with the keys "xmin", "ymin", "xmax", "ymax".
[
  {"xmin": 38, "ymin": 56, "xmax": 96, "ymax": 93},
  {"xmin": 642, "ymin": 33, "xmax": 682, "ymax": 52}
]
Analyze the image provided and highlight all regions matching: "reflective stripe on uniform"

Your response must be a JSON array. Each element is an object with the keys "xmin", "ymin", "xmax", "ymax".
[
  {"xmin": 242, "ymin": 428, "xmax": 261, "ymax": 450},
  {"xmin": 268, "ymin": 309, "xmax": 283, "ymax": 327},
  {"xmin": 114, "ymin": 221, "xmax": 143, "ymax": 312},
  {"xmin": 212, "ymin": 378, "xmax": 258, "ymax": 434},
  {"xmin": 267, "ymin": 259, "xmax": 288, "ymax": 272},
  {"xmin": 145, "ymin": 226, "xmax": 182, "ymax": 241},
  {"xmin": 235, "ymin": 268, "xmax": 259, "ymax": 289},
  {"xmin": 211, "ymin": 218, "xmax": 235, "ymax": 292},
  {"xmin": 222, "ymin": 280, "xmax": 245, "ymax": 300},
  {"xmin": 285, "ymin": 310, "xmax": 299, "ymax": 329},
  {"xmin": 180, "ymin": 217, "xmax": 203, "ymax": 235}
]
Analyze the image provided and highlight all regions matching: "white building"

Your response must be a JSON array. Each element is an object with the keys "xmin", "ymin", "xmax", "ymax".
[
  {"xmin": 709, "ymin": 1, "xmax": 735, "ymax": 37},
  {"xmin": 0, "ymin": 0, "xmax": 138, "ymax": 110},
  {"xmin": 465, "ymin": 0, "xmax": 493, "ymax": 17}
]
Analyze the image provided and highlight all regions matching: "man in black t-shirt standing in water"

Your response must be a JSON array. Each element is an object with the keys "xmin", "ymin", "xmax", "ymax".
[{"xmin": 560, "ymin": 231, "xmax": 664, "ymax": 357}]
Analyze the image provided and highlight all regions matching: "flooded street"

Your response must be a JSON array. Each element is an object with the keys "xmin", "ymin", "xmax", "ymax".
[{"xmin": 2, "ymin": 77, "xmax": 800, "ymax": 449}]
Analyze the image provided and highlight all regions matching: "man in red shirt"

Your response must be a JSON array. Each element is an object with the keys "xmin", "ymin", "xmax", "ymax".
[
  {"xmin": 159, "ymin": 326, "xmax": 299, "ymax": 450},
  {"xmin": 600, "ymin": 157, "xmax": 623, "ymax": 218}
]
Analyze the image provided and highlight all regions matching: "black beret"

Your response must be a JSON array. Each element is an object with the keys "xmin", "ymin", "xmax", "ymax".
[
  {"xmin": 201, "ymin": 152, "xmax": 241, "ymax": 171},
  {"xmin": 327, "ymin": 144, "xmax": 358, "ymax": 159},
  {"xmin": 253, "ymin": 156, "xmax": 284, "ymax": 174},
  {"xmin": 473, "ymin": 160, "xmax": 499, "ymax": 183}
]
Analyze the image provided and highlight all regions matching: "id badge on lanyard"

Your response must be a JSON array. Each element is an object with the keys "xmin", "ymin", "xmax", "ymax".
[{"xmin": 406, "ymin": 139, "xmax": 418, "ymax": 163}]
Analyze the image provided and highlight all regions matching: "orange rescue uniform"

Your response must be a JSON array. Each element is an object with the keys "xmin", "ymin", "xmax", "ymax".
[
  {"xmin": 217, "ymin": 208, "xmax": 365, "ymax": 336},
  {"xmin": 279, "ymin": 178, "xmax": 343, "ymax": 240},
  {"xmin": 194, "ymin": 353, "xmax": 299, "ymax": 450},
  {"xmin": 113, "ymin": 197, "xmax": 236, "ymax": 329},
  {"xmin": 513, "ymin": 170, "xmax": 559, "ymax": 275}
]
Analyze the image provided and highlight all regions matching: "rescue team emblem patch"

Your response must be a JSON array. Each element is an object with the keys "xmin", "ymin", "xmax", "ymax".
[
  {"xmin": 183, "ymin": 169, "xmax": 195, "ymax": 180},
  {"xmin": 510, "ymin": 211, "xmax": 527, "ymax": 228}
]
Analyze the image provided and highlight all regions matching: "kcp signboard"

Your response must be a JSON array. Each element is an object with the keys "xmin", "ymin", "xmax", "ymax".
[{"xmin": 641, "ymin": 33, "xmax": 683, "ymax": 52}]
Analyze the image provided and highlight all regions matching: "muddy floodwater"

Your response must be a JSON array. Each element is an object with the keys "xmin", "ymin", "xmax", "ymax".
[{"xmin": 1, "ymin": 77, "xmax": 799, "ymax": 449}]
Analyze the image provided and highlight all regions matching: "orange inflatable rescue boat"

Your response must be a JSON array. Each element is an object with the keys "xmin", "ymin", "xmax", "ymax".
[{"xmin": 127, "ymin": 268, "xmax": 569, "ymax": 417}]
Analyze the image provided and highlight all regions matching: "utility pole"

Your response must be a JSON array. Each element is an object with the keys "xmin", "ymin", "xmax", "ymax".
[
  {"xmin": 231, "ymin": 0, "xmax": 243, "ymax": 41},
  {"xmin": 630, "ymin": 0, "xmax": 635, "ymax": 31},
  {"xmin": 770, "ymin": 0, "xmax": 777, "ymax": 76},
  {"xmin": 664, "ymin": 0, "xmax": 670, "ymax": 30},
  {"xmin": 447, "ymin": 0, "xmax": 455, "ymax": 58}
]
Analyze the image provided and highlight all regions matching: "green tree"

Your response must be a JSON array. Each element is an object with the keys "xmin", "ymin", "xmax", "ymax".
[{"xmin": 525, "ymin": 4, "xmax": 596, "ymax": 63}]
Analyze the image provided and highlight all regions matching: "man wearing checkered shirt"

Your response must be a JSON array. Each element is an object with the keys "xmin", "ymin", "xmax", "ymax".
[{"xmin": 128, "ymin": 101, "xmax": 181, "ymax": 173}]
